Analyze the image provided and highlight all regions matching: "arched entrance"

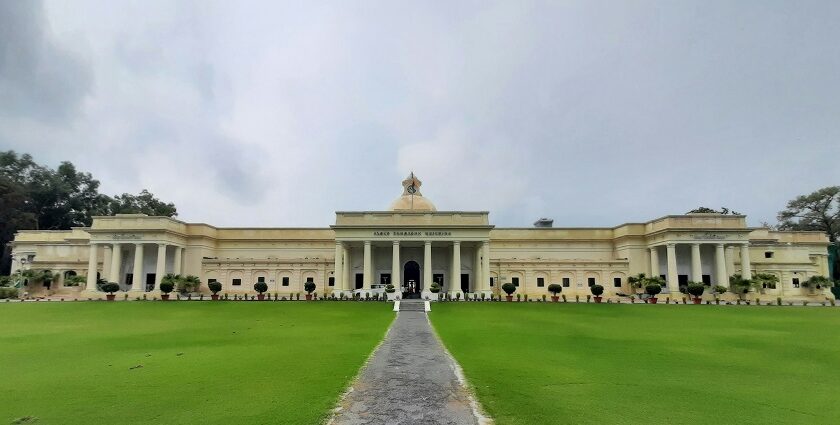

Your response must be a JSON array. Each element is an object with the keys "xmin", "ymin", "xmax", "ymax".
[{"xmin": 403, "ymin": 261, "xmax": 421, "ymax": 299}]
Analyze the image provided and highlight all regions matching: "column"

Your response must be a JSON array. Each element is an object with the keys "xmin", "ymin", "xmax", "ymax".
[
  {"xmin": 342, "ymin": 245, "xmax": 351, "ymax": 291},
  {"xmin": 725, "ymin": 246, "xmax": 736, "ymax": 278},
  {"xmin": 154, "ymin": 244, "xmax": 167, "ymax": 288},
  {"xmin": 109, "ymin": 243, "xmax": 122, "ymax": 283},
  {"xmin": 391, "ymin": 241, "xmax": 400, "ymax": 289},
  {"xmin": 481, "ymin": 241, "xmax": 490, "ymax": 293},
  {"xmin": 740, "ymin": 243, "xmax": 752, "ymax": 279},
  {"xmin": 424, "ymin": 241, "xmax": 433, "ymax": 290},
  {"xmin": 472, "ymin": 245, "xmax": 481, "ymax": 293},
  {"xmin": 102, "ymin": 245, "xmax": 113, "ymax": 282},
  {"xmin": 451, "ymin": 241, "xmax": 461, "ymax": 294},
  {"xmin": 650, "ymin": 247, "xmax": 660, "ymax": 277},
  {"xmin": 85, "ymin": 244, "xmax": 99, "ymax": 291},
  {"xmin": 362, "ymin": 241, "xmax": 372, "ymax": 290},
  {"xmin": 690, "ymin": 243, "xmax": 702, "ymax": 283},
  {"xmin": 131, "ymin": 243, "xmax": 144, "ymax": 291},
  {"xmin": 715, "ymin": 243, "xmax": 728, "ymax": 287},
  {"xmin": 665, "ymin": 243, "xmax": 679, "ymax": 293},
  {"xmin": 173, "ymin": 247, "xmax": 183, "ymax": 275},
  {"xmin": 333, "ymin": 242, "xmax": 344, "ymax": 294}
]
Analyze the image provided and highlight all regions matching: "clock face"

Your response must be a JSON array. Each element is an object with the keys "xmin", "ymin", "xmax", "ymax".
[{"xmin": 407, "ymin": 185, "xmax": 417, "ymax": 194}]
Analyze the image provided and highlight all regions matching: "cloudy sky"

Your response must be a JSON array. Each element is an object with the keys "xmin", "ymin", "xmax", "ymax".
[{"xmin": 1, "ymin": 1, "xmax": 838, "ymax": 228}]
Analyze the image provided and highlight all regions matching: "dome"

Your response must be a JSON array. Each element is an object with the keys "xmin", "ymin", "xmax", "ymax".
[
  {"xmin": 389, "ymin": 172, "xmax": 437, "ymax": 212},
  {"xmin": 389, "ymin": 195, "xmax": 437, "ymax": 212}
]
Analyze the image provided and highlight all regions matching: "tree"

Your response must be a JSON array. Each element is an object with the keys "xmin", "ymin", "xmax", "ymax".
[
  {"xmin": 777, "ymin": 186, "xmax": 840, "ymax": 242},
  {"xmin": 686, "ymin": 207, "xmax": 741, "ymax": 215},
  {"xmin": 105, "ymin": 189, "xmax": 177, "ymax": 217}
]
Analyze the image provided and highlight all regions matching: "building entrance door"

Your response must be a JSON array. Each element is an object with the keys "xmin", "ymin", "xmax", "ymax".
[{"xmin": 403, "ymin": 261, "xmax": 421, "ymax": 299}]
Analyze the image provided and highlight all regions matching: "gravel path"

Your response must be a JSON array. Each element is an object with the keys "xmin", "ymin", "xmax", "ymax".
[{"xmin": 330, "ymin": 303, "xmax": 486, "ymax": 425}]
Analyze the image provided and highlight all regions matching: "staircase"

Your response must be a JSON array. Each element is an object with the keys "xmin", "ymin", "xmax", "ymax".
[{"xmin": 399, "ymin": 299, "xmax": 427, "ymax": 312}]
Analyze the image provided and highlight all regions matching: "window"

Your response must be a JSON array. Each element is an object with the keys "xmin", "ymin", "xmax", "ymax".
[
  {"xmin": 702, "ymin": 275, "xmax": 711, "ymax": 285},
  {"xmin": 678, "ymin": 275, "xmax": 688, "ymax": 286},
  {"xmin": 328, "ymin": 277, "xmax": 335, "ymax": 287},
  {"xmin": 355, "ymin": 274, "xmax": 363, "ymax": 289},
  {"xmin": 587, "ymin": 277, "xmax": 595, "ymax": 287},
  {"xmin": 433, "ymin": 274, "xmax": 444, "ymax": 285},
  {"xmin": 765, "ymin": 251, "xmax": 774, "ymax": 258},
  {"xmin": 208, "ymin": 278, "xmax": 217, "ymax": 284},
  {"xmin": 232, "ymin": 279, "xmax": 242, "ymax": 286},
  {"xmin": 792, "ymin": 278, "xmax": 800, "ymax": 288},
  {"xmin": 489, "ymin": 277, "xmax": 495, "ymax": 287},
  {"xmin": 282, "ymin": 277, "xmax": 290, "ymax": 286},
  {"xmin": 562, "ymin": 277, "xmax": 570, "ymax": 287},
  {"xmin": 126, "ymin": 273, "xmax": 134, "ymax": 286},
  {"xmin": 380, "ymin": 273, "xmax": 391, "ymax": 285},
  {"xmin": 613, "ymin": 277, "xmax": 621, "ymax": 288},
  {"xmin": 659, "ymin": 274, "xmax": 666, "ymax": 281},
  {"xmin": 257, "ymin": 276, "xmax": 265, "ymax": 283},
  {"xmin": 512, "ymin": 277, "xmax": 520, "ymax": 287},
  {"xmin": 306, "ymin": 277, "xmax": 314, "ymax": 283},
  {"xmin": 537, "ymin": 277, "xmax": 545, "ymax": 287}
]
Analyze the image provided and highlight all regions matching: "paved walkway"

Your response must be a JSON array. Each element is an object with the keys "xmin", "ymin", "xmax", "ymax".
[{"xmin": 331, "ymin": 301, "xmax": 486, "ymax": 425}]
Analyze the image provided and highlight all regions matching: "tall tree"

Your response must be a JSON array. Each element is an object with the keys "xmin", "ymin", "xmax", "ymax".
[
  {"xmin": 106, "ymin": 189, "xmax": 177, "ymax": 217},
  {"xmin": 777, "ymin": 186, "xmax": 839, "ymax": 242}
]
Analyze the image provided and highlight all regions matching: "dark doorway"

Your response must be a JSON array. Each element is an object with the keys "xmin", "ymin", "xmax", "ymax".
[
  {"xmin": 355, "ymin": 273, "xmax": 363, "ymax": 290},
  {"xmin": 461, "ymin": 273, "xmax": 469, "ymax": 293},
  {"xmin": 403, "ymin": 261, "xmax": 420, "ymax": 298},
  {"xmin": 145, "ymin": 274, "xmax": 155, "ymax": 291}
]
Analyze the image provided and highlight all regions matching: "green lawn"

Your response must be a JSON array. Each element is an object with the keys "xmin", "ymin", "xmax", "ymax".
[
  {"xmin": 430, "ymin": 303, "xmax": 840, "ymax": 424},
  {"xmin": 0, "ymin": 302, "xmax": 393, "ymax": 425}
]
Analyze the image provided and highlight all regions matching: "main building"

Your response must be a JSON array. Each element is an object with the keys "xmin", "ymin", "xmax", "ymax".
[{"xmin": 9, "ymin": 174, "xmax": 832, "ymax": 301}]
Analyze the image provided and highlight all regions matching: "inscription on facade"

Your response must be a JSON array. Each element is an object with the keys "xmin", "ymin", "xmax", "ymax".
[
  {"xmin": 691, "ymin": 233, "xmax": 727, "ymax": 240},
  {"xmin": 112, "ymin": 233, "xmax": 142, "ymax": 240},
  {"xmin": 372, "ymin": 230, "xmax": 452, "ymax": 237}
]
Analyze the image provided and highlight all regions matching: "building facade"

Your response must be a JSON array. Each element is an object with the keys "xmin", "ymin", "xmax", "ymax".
[{"xmin": 9, "ymin": 174, "xmax": 832, "ymax": 301}]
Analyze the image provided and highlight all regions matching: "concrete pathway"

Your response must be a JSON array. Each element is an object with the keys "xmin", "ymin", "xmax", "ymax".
[{"xmin": 330, "ymin": 300, "xmax": 488, "ymax": 425}]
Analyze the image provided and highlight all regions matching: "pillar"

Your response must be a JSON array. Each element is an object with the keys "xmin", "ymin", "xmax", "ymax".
[
  {"xmin": 725, "ymin": 246, "xmax": 736, "ymax": 279},
  {"xmin": 740, "ymin": 243, "xmax": 752, "ymax": 279},
  {"xmin": 173, "ymin": 247, "xmax": 183, "ymax": 275},
  {"xmin": 690, "ymin": 243, "xmax": 702, "ymax": 283},
  {"xmin": 391, "ymin": 241, "xmax": 400, "ymax": 289},
  {"xmin": 650, "ymin": 247, "xmax": 660, "ymax": 277},
  {"xmin": 334, "ymin": 242, "xmax": 344, "ymax": 294},
  {"xmin": 85, "ymin": 244, "xmax": 99, "ymax": 291},
  {"xmin": 424, "ymin": 241, "xmax": 432, "ymax": 290},
  {"xmin": 154, "ymin": 244, "xmax": 167, "ymax": 288},
  {"xmin": 665, "ymin": 243, "xmax": 679, "ymax": 293},
  {"xmin": 472, "ymin": 245, "xmax": 481, "ymax": 293},
  {"xmin": 131, "ymin": 243, "xmax": 144, "ymax": 291},
  {"xmin": 481, "ymin": 241, "xmax": 491, "ymax": 293},
  {"xmin": 362, "ymin": 241, "xmax": 372, "ymax": 290},
  {"xmin": 102, "ymin": 245, "xmax": 112, "ymax": 283},
  {"xmin": 342, "ymin": 245, "xmax": 351, "ymax": 291},
  {"xmin": 715, "ymin": 244, "xmax": 728, "ymax": 287},
  {"xmin": 451, "ymin": 241, "xmax": 461, "ymax": 294},
  {"xmin": 109, "ymin": 243, "xmax": 122, "ymax": 284}
]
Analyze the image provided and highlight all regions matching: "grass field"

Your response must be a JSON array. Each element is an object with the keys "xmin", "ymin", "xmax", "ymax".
[
  {"xmin": 0, "ymin": 302, "xmax": 393, "ymax": 425},
  {"xmin": 430, "ymin": 303, "xmax": 840, "ymax": 425}
]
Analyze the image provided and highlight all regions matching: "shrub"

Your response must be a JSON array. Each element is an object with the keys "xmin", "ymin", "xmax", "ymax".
[
  {"xmin": 803, "ymin": 275, "xmax": 833, "ymax": 289},
  {"xmin": 101, "ymin": 282, "xmax": 120, "ymax": 295},
  {"xmin": 304, "ymin": 282, "xmax": 316, "ymax": 294},
  {"xmin": 777, "ymin": 297, "xmax": 782, "ymax": 306},
  {"xmin": 159, "ymin": 282, "xmax": 174, "ymax": 294},
  {"xmin": 547, "ymin": 283, "xmax": 562, "ymax": 295},
  {"xmin": 590, "ymin": 284, "xmax": 604, "ymax": 296},
  {"xmin": 254, "ymin": 282, "xmax": 268, "ymax": 293},
  {"xmin": 178, "ymin": 275, "xmax": 201, "ymax": 293},
  {"xmin": 385, "ymin": 284, "xmax": 395, "ymax": 293},
  {"xmin": 208, "ymin": 281, "xmax": 222, "ymax": 294},
  {"xmin": 0, "ymin": 287, "xmax": 19, "ymax": 299},
  {"xmin": 686, "ymin": 282, "xmax": 705, "ymax": 297},
  {"xmin": 645, "ymin": 283, "xmax": 662, "ymax": 296},
  {"xmin": 713, "ymin": 285, "xmax": 727, "ymax": 295},
  {"xmin": 501, "ymin": 282, "xmax": 517, "ymax": 295},
  {"xmin": 562, "ymin": 294, "xmax": 567, "ymax": 302},
  {"xmin": 430, "ymin": 283, "xmax": 441, "ymax": 293},
  {"xmin": 516, "ymin": 293, "xmax": 521, "ymax": 301}
]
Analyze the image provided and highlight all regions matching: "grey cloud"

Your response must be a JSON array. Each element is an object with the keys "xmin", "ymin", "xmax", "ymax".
[{"xmin": 0, "ymin": 1, "xmax": 91, "ymax": 123}]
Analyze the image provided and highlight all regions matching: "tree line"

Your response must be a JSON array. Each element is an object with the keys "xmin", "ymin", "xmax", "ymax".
[{"xmin": 0, "ymin": 150, "xmax": 177, "ymax": 274}]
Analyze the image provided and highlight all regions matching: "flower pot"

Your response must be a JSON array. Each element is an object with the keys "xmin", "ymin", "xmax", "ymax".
[
  {"xmin": 161, "ymin": 294, "xmax": 170, "ymax": 301},
  {"xmin": 106, "ymin": 294, "xmax": 116, "ymax": 301},
  {"xmin": 594, "ymin": 296, "xmax": 602, "ymax": 303},
  {"xmin": 551, "ymin": 296, "xmax": 559, "ymax": 302},
  {"xmin": 257, "ymin": 293, "xmax": 265, "ymax": 301},
  {"xmin": 505, "ymin": 295, "xmax": 513, "ymax": 302},
  {"xmin": 692, "ymin": 297, "xmax": 702, "ymax": 304},
  {"xmin": 305, "ymin": 294, "xmax": 312, "ymax": 301},
  {"xmin": 649, "ymin": 297, "xmax": 658, "ymax": 304},
  {"xmin": 211, "ymin": 294, "xmax": 219, "ymax": 301}
]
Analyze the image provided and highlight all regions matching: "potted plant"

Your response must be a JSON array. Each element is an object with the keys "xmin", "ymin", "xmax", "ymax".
[
  {"xmin": 729, "ymin": 274, "xmax": 752, "ymax": 300},
  {"xmin": 254, "ymin": 282, "xmax": 268, "ymax": 300},
  {"xmin": 712, "ymin": 285, "xmax": 727, "ymax": 303},
  {"xmin": 753, "ymin": 273, "xmax": 779, "ymax": 294},
  {"xmin": 385, "ymin": 283, "xmax": 397, "ymax": 300},
  {"xmin": 803, "ymin": 275, "xmax": 833, "ymax": 292},
  {"xmin": 159, "ymin": 281, "xmax": 174, "ymax": 300},
  {"xmin": 686, "ymin": 282, "xmax": 705, "ymax": 304},
  {"xmin": 628, "ymin": 273, "xmax": 648, "ymax": 295},
  {"xmin": 208, "ymin": 281, "xmax": 222, "ymax": 300},
  {"xmin": 590, "ymin": 284, "xmax": 604, "ymax": 303},
  {"xmin": 645, "ymin": 283, "xmax": 662, "ymax": 304},
  {"xmin": 102, "ymin": 282, "xmax": 120, "ymax": 301},
  {"xmin": 304, "ymin": 281, "xmax": 316, "ymax": 300},
  {"xmin": 429, "ymin": 282, "xmax": 442, "ymax": 300},
  {"xmin": 502, "ymin": 282, "xmax": 516, "ymax": 301},
  {"xmin": 548, "ymin": 283, "xmax": 562, "ymax": 302},
  {"xmin": 178, "ymin": 275, "xmax": 201, "ymax": 294}
]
